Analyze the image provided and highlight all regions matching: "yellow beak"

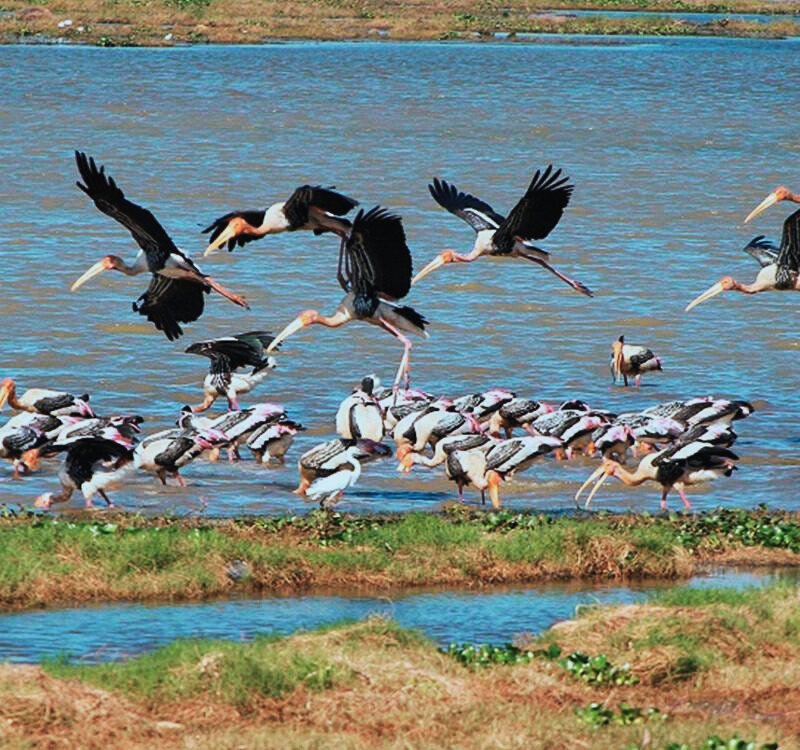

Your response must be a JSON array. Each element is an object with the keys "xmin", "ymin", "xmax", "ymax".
[
  {"xmin": 0, "ymin": 385, "xmax": 10, "ymax": 411},
  {"xmin": 685, "ymin": 281, "xmax": 725, "ymax": 312},
  {"xmin": 574, "ymin": 465, "xmax": 605, "ymax": 505},
  {"xmin": 583, "ymin": 467, "xmax": 613, "ymax": 509},
  {"xmin": 744, "ymin": 191, "xmax": 779, "ymax": 224},
  {"xmin": 71, "ymin": 260, "xmax": 110, "ymax": 291},
  {"xmin": 411, "ymin": 254, "xmax": 447, "ymax": 286},
  {"xmin": 267, "ymin": 316, "xmax": 308, "ymax": 352},
  {"xmin": 204, "ymin": 225, "xmax": 237, "ymax": 257}
]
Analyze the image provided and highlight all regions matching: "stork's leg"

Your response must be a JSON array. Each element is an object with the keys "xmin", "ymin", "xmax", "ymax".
[
  {"xmin": 192, "ymin": 393, "xmax": 216, "ymax": 413},
  {"xmin": 676, "ymin": 484, "xmax": 692, "ymax": 510},
  {"xmin": 635, "ymin": 375, "xmax": 641, "ymax": 389},
  {"xmin": 379, "ymin": 317, "xmax": 413, "ymax": 389},
  {"xmin": 175, "ymin": 472, "xmax": 186, "ymax": 488},
  {"xmin": 623, "ymin": 373, "xmax": 629, "ymax": 387},
  {"xmin": 660, "ymin": 486, "xmax": 670, "ymax": 511},
  {"xmin": 98, "ymin": 489, "xmax": 114, "ymax": 507},
  {"xmin": 519, "ymin": 253, "xmax": 594, "ymax": 297}
]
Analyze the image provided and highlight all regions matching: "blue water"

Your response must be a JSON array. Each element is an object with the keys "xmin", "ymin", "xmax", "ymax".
[
  {"xmin": 0, "ymin": 567, "xmax": 791, "ymax": 663},
  {"xmin": 534, "ymin": 9, "xmax": 799, "ymax": 25},
  {"xmin": 1, "ymin": 39, "xmax": 799, "ymax": 515}
]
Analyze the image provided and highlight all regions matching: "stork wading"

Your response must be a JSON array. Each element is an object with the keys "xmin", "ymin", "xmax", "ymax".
[{"xmin": 71, "ymin": 152, "xmax": 248, "ymax": 340}]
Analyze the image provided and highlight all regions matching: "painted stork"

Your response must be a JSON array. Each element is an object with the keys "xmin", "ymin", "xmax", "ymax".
[
  {"xmin": 685, "ymin": 195, "xmax": 800, "ymax": 312},
  {"xmin": 589, "ymin": 423, "xmax": 636, "ymax": 462},
  {"xmin": 180, "ymin": 403, "xmax": 288, "ymax": 461},
  {"xmin": 295, "ymin": 437, "xmax": 391, "ymax": 496},
  {"xmin": 0, "ymin": 379, "xmax": 93, "ymax": 417},
  {"xmin": 642, "ymin": 397, "xmax": 714, "ymax": 424},
  {"xmin": 531, "ymin": 409, "xmax": 607, "ymax": 459},
  {"xmin": 0, "ymin": 412, "xmax": 72, "ymax": 478},
  {"xmin": 610, "ymin": 336, "xmax": 662, "ymax": 387},
  {"xmin": 451, "ymin": 388, "xmax": 516, "ymax": 422},
  {"xmin": 576, "ymin": 441, "xmax": 739, "ymax": 511},
  {"xmin": 448, "ymin": 435, "xmax": 562, "ymax": 508},
  {"xmin": 381, "ymin": 389, "xmax": 436, "ymax": 431},
  {"xmin": 305, "ymin": 445, "xmax": 367, "ymax": 507},
  {"xmin": 185, "ymin": 331, "xmax": 278, "ymax": 412},
  {"xmin": 487, "ymin": 399, "xmax": 554, "ymax": 439},
  {"xmin": 71, "ymin": 152, "xmax": 249, "ymax": 341},
  {"xmin": 202, "ymin": 185, "xmax": 358, "ymax": 255},
  {"xmin": 246, "ymin": 419, "xmax": 305, "ymax": 465},
  {"xmin": 413, "ymin": 167, "xmax": 593, "ymax": 296},
  {"xmin": 35, "ymin": 437, "xmax": 134, "ymax": 510},
  {"xmin": 267, "ymin": 206, "xmax": 428, "ymax": 388},
  {"xmin": 51, "ymin": 415, "xmax": 143, "ymax": 448},
  {"xmin": 398, "ymin": 431, "xmax": 494, "ymax": 472},
  {"xmin": 336, "ymin": 375, "xmax": 385, "ymax": 442},
  {"xmin": 134, "ymin": 427, "xmax": 228, "ymax": 485},
  {"xmin": 395, "ymin": 408, "xmax": 483, "ymax": 461}
]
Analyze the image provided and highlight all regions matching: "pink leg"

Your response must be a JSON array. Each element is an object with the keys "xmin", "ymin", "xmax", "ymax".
[
  {"xmin": 635, "ymin": 375, "xmax": 641, "ymax": 388},
  {"xmin": 660, "ymin": 486, "xmax": 670, "ymax": 511},
  {"xmin": 521, "ymin": 254, "xmax": 594, "ymax": 297},
  {"xmin": 175, "ymin": 472, "xmax": 186, "ymax": 487},
  {"xmin": 379, "ymin": 317, "xmax": 413, "ymax": 388},
  {"xmin": 676, "ymin": 485, "xmax": 692, "ymax": 510}
]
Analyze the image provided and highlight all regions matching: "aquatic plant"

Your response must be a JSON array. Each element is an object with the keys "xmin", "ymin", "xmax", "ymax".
[
  {"xmin": 442, "ymin": 641, "xmax": 561, "ymax": 667},
  {"xmin": 560, "ymin": 651, "xmax": 638, "ymax": 685},
  {"xmin": 674, "ymin": 506, "xmax": 800, "ymax": 552},
  {"xmin": 665, "ymin": 739, "xmax": 778, "ymax": 750},
  {"xmin": 576, "ymin": 701, "xmax": 664, "ymax": 728}
]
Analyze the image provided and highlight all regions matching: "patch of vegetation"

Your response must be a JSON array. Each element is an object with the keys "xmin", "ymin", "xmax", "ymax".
[
  {"xmin": 665, "ymin": 739, "xmax": 778, "ymax": 750},
  {"xmin": 576, "ymin": 701, "xmax": 665, "ymax": 728},
  {"xmin": 560, "ymin": 651, "xmax": 639, "ymax": 685},
  {"xmin": 675, "ymin": 506, "xmax": 800, "ymax": 553},
  {"xmin": 443, "ymin": 641, "xmax": 561, "ymax": 667}
]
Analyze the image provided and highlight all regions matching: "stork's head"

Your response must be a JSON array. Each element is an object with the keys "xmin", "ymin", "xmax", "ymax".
[
  {"xmin": 745, "ymin": 186, "xmax": 800, "ymax": 224},
  {"xmin": 685, "ymin": 276, "xmax": 737, "ymax": 312},
  {"xmin": 0, "ymin": 378, "xmax": 15, "ymax": 410},
  {"xmin": 267, "ymin": 310, "xmax": 318, "ymax": 352},
  {"xmin": 411, "ymin": 250, "xmax": 459, "ymax": 286},
  {"xmin": 70, "ymin": 255, "xmax": 126, "ymax": 291}
]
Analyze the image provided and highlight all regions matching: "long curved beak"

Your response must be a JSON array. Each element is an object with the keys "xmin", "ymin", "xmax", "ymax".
[
  {"xmin": 0, "ymin": 385, "xmax": 10, "ymax": 411},
  {"xmin": 685, "ymin": 281, "xmax": 725, "ymax": 312},
  {"xmin": 204, "ymin": 225, "xmax": 237, "ymax": 257},
  {"xmin": 411, "ymin": 254, "xmax": 446, "ymax": 286},
  {"xmin": 745, "ymin": 191, "xmax": 779, "ymax": 224},
  {"xmin": 71, "ymin": 260, "xmax": 109, "ymax": 291},
  {"xmin": 574, "ymin": 465, "xmax": 605, "ymax": 506},
  {"xmin": 487, "ymin": 470, "xmax": 501, "ymax": 509},
  {"xmin": 267, "ymin": 316, "xmax": 308, "ymax": 352},
  {"xmin": 583, "ymin": 466, "xmax": 614, "ymax": 509}
]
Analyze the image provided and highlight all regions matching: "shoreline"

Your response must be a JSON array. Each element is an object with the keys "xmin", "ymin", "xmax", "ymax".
[
  {"xmin": 2, "ymin": 1, "xmax": 799, "ymax": 48},
  {"xmin": 2, "ymin": 507, "xmax": 799, "ymax": 612}
]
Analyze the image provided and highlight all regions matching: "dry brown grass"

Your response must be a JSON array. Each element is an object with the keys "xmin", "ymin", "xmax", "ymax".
[
  {"xmin": 0, "ymin": 0, "xmax": 797, "ymax": 45},
  {"xmin": 4, "ymin": 607, "xmax": 800, "ymax": 750}
]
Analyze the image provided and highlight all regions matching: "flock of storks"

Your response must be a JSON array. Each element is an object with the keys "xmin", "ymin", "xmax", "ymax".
[{"xmin": 3, "ymin": 151, "xmax": 799, "ymax": 511}]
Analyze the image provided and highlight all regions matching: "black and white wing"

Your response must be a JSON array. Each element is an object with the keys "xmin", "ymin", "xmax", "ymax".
[
  {"xmin": 342, "ymin": 207, "xmax": 413, "ymax": 303},
  {"xmin": 133, "ymin": 275, "xmax": 206, "ymax": 341},
  {"xmin": 492, "ymin": 165, "xmax": 574, "ymax": 254},
  {"xmin": 777, "ymin": 208, "xmax": 800, "ymax": 274},
  {"xmin": 185, "ymin": 331, "xmax": 276, "ymax": 370},
  {"xmin": 743, "ymin": 235, "xmax": 780, "ymax": 268},
  {"xmin": 75, "ymin": 151, "xmax": 176, "ymax": 270},
  {"xmin": 284, "ymin": 185, "xmax": 358, "ymax": 229},
  {"xmin": 428, "ymin": 177, "xmax": 505, "ymax": 234}
]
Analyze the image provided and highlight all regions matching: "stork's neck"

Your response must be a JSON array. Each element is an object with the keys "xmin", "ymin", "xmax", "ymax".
[
  {"xmin": 610, "ymin": 461, "xmax": 652, "ymax": 486},
  {"xmin": 261, "ymin": 202, "xmax": 290, "ymax": 233}
]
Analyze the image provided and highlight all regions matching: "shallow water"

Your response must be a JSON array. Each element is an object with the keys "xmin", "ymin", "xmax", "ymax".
[
  {"xmin": 0, "ymin": 567, "xmax": 792, "ymax": 663},
  {"xmin": 1, "ymin": 39, "xmax": 799, "ymax": 515},
  {"xmin": 535, "ymin": 9, "xmax": 800, "ymax": 25}
]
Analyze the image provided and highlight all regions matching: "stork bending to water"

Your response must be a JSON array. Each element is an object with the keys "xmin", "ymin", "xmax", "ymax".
[
  {"xmin": 71, "ymin": 152, "xmax": 248, "ymax": 340},
  {"xmin": 413, "ymin": 166, "xmax": 593, "ymax": 297}
]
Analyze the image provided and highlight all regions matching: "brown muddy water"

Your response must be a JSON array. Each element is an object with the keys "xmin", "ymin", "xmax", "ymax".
[{"xmin": 1, "ymin": 39, "xmax": 799, "ymax": 515}]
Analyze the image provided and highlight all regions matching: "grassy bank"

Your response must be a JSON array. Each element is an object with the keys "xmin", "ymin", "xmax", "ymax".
[
  {"xmin": 1, "ymin": 0, "xmax": 798, "ymax": 46},
  {"xmin": 3, "ymin": 584, "xmax": 798, "ymax": 748},
  {"xmin": 2, "ymin": 507, "xmax": 800, "ymax": 611}
]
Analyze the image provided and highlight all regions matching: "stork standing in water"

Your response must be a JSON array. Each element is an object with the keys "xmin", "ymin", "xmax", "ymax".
[
  {"xmin": 0, "ymin": 379, "xmax": 93, "ymax": 417},
  {"xmin": 576, "ymin": 441, "xmax": 739, "ymax": 511},
  {"xmin": 71, "ymin": 152, "xmax": 248, "ymax": 341},
  {"xmin": 267, "ymin": 207, "xmax": 428, "ymax": 388},
  {"xmin": 246, "ymin": 419, "xmax": 305, "ymax": 465},
  {"xmin": 398, "ymin": 431, "xmax": 494, "ymax": 472},
  {"xmin": 35, "ymin": 437, "xmax": 134, "ymax": 510},
  {"xmin": 185, "ymin": 331, "xmax": 278, "ymax": 412},
  {"xmin": 487, "ymin": 399, "xmax": 554, "ymax": 439},
  {"xmin": 202, "ymin": 185, "xmax": 358, "ymax": 255},
  {"xmin": 0, "ymin": 412, "xmax": 73, "ymax": 478},
  {"xmin": 685, "ymin": 190, "xmax": 800, "ymax": 311},
  {"xmin": 336, "ymin": 376, "xmax": 385, "ymax": 442},
  {"xmin": 295, "ymin": 437, "xmax": 392, "ymax": 497},
  {"xmin": 134, "ymin": 427, "xmax": 228, "ymax": 485},
  {"xmin": 413, "ymin": 166, "xmax": 593, "ymax": 296},
  {"xmin": 610, "ymin": 336, "xmax": 662, "ymax": 388}
]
